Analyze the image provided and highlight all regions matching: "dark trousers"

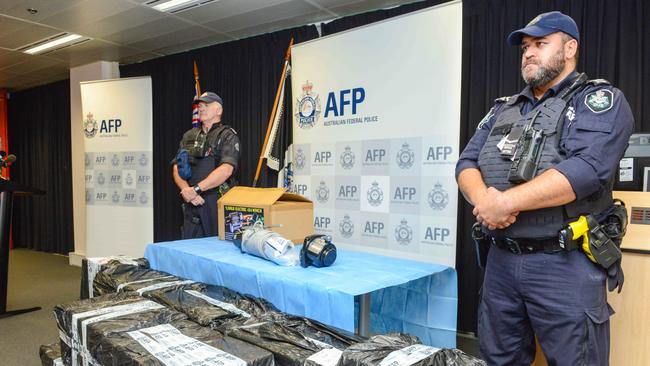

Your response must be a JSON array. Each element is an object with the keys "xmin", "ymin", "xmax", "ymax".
[
  {"xmin": 181, "ymin": 193, "xmax": 218, "ymax": 239},
  {"xmin": 479, "ymin": 245, "xmax": 612, "ymax": 366}
]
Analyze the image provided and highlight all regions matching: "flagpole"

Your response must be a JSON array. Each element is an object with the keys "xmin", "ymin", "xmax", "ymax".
[
  {"xmin": 193, "ymin": 61, "xmax": 201, "ymax": 95},
  {"xmin": 252, "ymin": 38, "xmax": 293, "ymax": 187}
]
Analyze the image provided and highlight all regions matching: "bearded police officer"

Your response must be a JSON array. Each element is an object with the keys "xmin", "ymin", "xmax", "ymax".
[
  {"xmin": 173, "ymin": 92, "xmax": 240, "ymax": 239},
  {"xmin": 456, "ymin": 12, "xmax": 634, "ymax": 365}
]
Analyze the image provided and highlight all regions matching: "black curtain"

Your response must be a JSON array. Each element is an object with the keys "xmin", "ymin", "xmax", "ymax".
[
  {"xmin": 120, "ymin": 26, "xmax": 319, "ymax": 243},
  {"xmin": 7, "ymin": 79, "xmax": 74, "ymax": 254}
]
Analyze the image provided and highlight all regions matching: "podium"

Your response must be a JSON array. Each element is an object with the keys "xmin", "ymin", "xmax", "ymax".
[{"xmin": 0, "ymin": 179, "xmax": 45, "ymax": 319}]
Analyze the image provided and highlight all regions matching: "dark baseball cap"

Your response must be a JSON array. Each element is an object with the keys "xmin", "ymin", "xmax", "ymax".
[
  {"xmin": 197, "ymin": 91, "xmax": 223, "ymax": 105},
  {"xmin": 507, "ymin": 11, "xmax": 579, "ymax": 46}
]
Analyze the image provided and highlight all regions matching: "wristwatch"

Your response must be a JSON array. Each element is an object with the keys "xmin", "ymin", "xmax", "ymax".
[{"xmin": 193, "ymin": 185, "xmax": 202, "ymax": 194}]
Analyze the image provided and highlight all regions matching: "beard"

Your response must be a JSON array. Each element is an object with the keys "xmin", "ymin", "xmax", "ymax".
[{"xmin": 521, "ymin": 48, "xmax": 566, "ymax": 89}]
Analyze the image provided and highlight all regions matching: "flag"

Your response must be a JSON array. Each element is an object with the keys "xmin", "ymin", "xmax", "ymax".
[
  {"xmin": 192, "ymin": 61, "xmax": 201, "ymax": 128},
  {"xmin": 263, "ymin": 63, "xmax": 292, "ymax": 172},
  {"xmin": 253, "ymin": 39, "xmax": 294, "ymax": 187}
]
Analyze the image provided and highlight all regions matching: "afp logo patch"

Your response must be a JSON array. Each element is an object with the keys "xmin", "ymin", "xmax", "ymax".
[
  {"xmin": 394, "ymin": 219, "xmax": 413, "ymax": 245},
  {"xmin": 295, "ymin": 148, "xmax": 307, "ymax": 170},
  {"xmin": 315, "ymin": 181, "xmax": 330, "ymax": 203},
  {"xmin": 396, "ymin": 142, "xmax": 415, "ymax": 169},
  {"xmin": 295, "ymin": 81, "xmax": 322, "ymax": 129},
  {"xmin": 83, "ymin": 113, "xmax": 98, "ymax": 138},
  {"xmin": 339, "ymin": 214, "xmax": 354, "ymax": 238},
  {"xmin": 367, "ymin": 181, "xmax": 384, "ymax": 206},
  {"xmin": 428, "ymin": 182, "xmax": 449, "ymax": 210},
  {"xmin": 340, "ymin": 146, "xmax": 355, "ymax": 169}
]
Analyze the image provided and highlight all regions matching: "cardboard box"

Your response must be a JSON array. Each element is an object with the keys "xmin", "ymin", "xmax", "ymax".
[{"xmin": 218, "ymin": 186, "xmax": 313, "ymax": 243}]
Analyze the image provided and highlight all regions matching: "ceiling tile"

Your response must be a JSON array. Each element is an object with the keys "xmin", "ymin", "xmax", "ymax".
[
  {"xmin": 102, "ymin": 16, "xmax": 192, "ymax": 44},
  {"xmin": 0, "ymin": 0, "xmax": 84, "ymax": 22},
  {"xmin": 38, "ymin": 0, "xmax": 137, "ymax": 30},
  {"xmin": 203, "ymin": 0, "xmax": 320, "ymax": 33},
  {"xmin": 71, "ymin": 7, "xmax": 168, "ymax": 39},
  {"xmin": 126, "ymin": 26, "xmax": 220, "ymax": 52},
  {"xmin": 327, "ymin": 0, "xmax": 412, "ymax": 17},
  {"xmin": 0, "ymin": 17, "xmax": 62, "ymax": 50},
  {"xmin": 0, "ymin": 49, "xmax": 32, "ymax": 71},
  {"xmin": 1, "ymin": 56, "xmax": 67, "ymax": 75},
  {"xmin": 173, "ymin": 0, "xmax": 291, "ymax": 24},
  {"xmin": 151, "ymin": 34, "xmax": 232, "ymax": 55}
]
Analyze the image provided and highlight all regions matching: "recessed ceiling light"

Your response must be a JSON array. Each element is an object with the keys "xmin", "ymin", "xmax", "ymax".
[
  {"xmin": 23, "ymin": 34, "xmax": 83, "ymax": 54},
  {"xmin": 152, "ymin": 0, "xmax": 196, "ymax": 12}
]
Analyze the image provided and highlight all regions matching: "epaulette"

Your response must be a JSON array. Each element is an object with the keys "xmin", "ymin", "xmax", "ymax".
[
  {"xmin": 494, "ymin": 96, "xmax": 511, "ymax": 103},
  {"xmin": 586, "ymin": 79, "xmax": 611, "ymax": 86}
]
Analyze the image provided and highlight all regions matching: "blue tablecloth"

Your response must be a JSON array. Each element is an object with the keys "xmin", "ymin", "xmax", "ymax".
[{"xmin": 144, "ymin": 237, "xmax": 457, "ymax": 347}]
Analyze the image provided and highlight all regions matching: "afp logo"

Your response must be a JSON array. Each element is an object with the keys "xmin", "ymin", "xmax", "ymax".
[
  {"xmin": 367, "ymin": 181, "xmax": 383, "ymax": 206},
  {"xmin": 426, "ymin": 145, "xmax": 453, "ymax": 162},
  {"xmin": 125, "ymin": 173, "xmax": 134, "ymax": 186},
  {"xmin": 295, "ymin": 148, "xmax": 307, "ymax": 170},
  {"xmin": 139, "ymin": 154, "xmax": 148, "ymax": 167},
  {"xmin": 111, "ymin": 191, "xmax": 120, "ymax": 204},
  {"xmin": 83, "ymin": 113, "xmax": 98, "ymax": 138},
  {"xmin": 123, "ymin": 192, "xmax": 136, "ymax": 203},
  {"xmin": 139, "ymin": 192, "xmax": 148, "ymax": 204},
  {"xmin": 427, "ymin": 182, "xmax": 449, "ymax": 210},
  {"xmin": 85, "ymin": 155, "xmax": 91, "ymax": 167},
  {"xmin": 111, "ymin": 154, "xmax": 120, "ymax": 167},
  {"xmin": 396, "ymin": 143, "xmax": 415, "ymax": 169},
  {"xmin": 395, "ymin": 219, "xmax": 413, "ymax": 245},
  {"xmin": 315, "ymin": 181, "xmax": 330, "ymax": 203},
  {"xmin": 295, "ymin": 81, "xmax": 322, "ymax": 129},
  {"xmin": 314, "ymin": 216, "xmax": 331, "ymax": 230},
  {"xmin": 97, "ymin": 172, "xmax": 106, "ymax": 186},
  {"xmin": 339, "ymin": 214, "xmax": 354, "ymax": 238},
  {"xmin": 340, "ymin": 146, "xmax": 355, "ymax": 170}
]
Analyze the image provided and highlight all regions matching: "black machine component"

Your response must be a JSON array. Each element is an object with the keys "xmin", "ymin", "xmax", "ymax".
[{"xmin": 300, "ymin": 235, "xmax": 337, "ymax": 268}]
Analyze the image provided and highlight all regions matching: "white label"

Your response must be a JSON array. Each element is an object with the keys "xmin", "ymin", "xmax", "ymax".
[
  {"xmin": 619, "ymin": 157, "xmax": 634, "ymax": 169},
  {"xmin": 307, "ymin": 348, "xmax": 343, "ymax": 366},
  {"xmin": 128, "ymin": 324, "xmax": 247, "ymax": 366},
  {"xmin": 117, "ymin": 275, "xmax": 175, "ymax": 292},
  {"xmin": 184, "ymin": 290, "xmax": 251, "ymax": 318},
  {"xmin": 54, "ymin": 358, "xmax": 64, "ymax": 366},
  {"xmin": 135, "ymin": 280, "xmax": 195, "ymax": 295},
  {"xmin": 266, "ymin": 236, "xmax": 291, "ymax": 253},
  {"xmin": 378, "ymin": 344, "xmax": 440, "ymax": 366}
]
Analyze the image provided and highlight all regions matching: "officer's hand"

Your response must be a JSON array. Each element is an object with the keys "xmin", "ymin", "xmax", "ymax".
[
  {"xmin": 190, "ymin": 195, "xmax": 204, "ymax": 206},
  {"xmin": 180, "ymin": 187, "xmax": 197, "ymax": 202},
  {"xmin": 473, "ymin": 187, "xmax": 517, "ymax": 229}
]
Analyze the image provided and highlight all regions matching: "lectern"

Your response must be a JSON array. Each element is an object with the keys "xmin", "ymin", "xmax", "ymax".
[{"xmin": 0, "ymin": 179, "xmax": 45, "ymax": 319}]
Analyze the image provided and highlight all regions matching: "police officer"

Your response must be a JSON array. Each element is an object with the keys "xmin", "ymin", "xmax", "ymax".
[
  {"xmin": 456, "ymin": 12, "xmax": 634, "ymax": 365},
  {"xmin": 172, "ymin": 91, "xmax": 240, "ymax": 239}
]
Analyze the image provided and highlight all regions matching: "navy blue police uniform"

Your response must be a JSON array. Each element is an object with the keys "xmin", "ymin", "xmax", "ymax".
[
  {"xmin": 457, "ymin": 71, "xmax": 634, "ymax": 364},
  {"xmin": 177, "ymin": 122, "xmax": 239, "ymax": 239}
]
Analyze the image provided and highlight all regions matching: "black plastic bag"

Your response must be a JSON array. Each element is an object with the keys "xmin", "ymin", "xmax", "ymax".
[
  {"xmin": 339, "ymin": 334, "xmax": 486, "ymax": 366},
  {"xmin": 39, "ymin": 342, "xmax": 62, "ymax": 366},
  {"xmin": 93, "ymin": 265, "xmax": 194, "ymax": 296},
  {"xmin": 81, "ymin": 257, "xmax": 149, "ymax": 299}
]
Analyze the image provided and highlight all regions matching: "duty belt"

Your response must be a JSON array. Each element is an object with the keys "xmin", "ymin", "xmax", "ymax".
[{"xmin": 488, "ymin": 235, "xmax": 570, "ymax": 254}]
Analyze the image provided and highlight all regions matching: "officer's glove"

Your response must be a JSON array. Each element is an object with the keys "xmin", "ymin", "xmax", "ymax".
[{"xmin": 176, "ymin": 149, "xmax": 192, "ymax": 180}]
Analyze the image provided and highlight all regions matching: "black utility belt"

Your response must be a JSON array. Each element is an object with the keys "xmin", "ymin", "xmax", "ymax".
[{"xmin": 488, "ymin": 235, "xmax": 570, "ymax": 254}]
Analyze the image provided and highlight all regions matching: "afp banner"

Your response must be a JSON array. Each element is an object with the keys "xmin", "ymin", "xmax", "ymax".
[
  {"xmin": 291, "ymin": 2, "xmax": 462, "ymax": 267},
  {"xmin": 81, "ymin": 77, "xmax": 153, "ymax": 258}
]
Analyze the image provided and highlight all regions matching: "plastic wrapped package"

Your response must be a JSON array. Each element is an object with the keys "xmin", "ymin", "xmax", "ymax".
[
  {"xmin": 225, "ymin": 317, "xmax": 324, "ymax": 366},
  {"xmin": 39, "ymin": 342, "xmax": 63, "ymax": 366},
  {"xmin": 143, "ymin": 286, "xmax": 246, "ymax": 327},
  {"xmin": 93, "ymin": 264, "xmax": 197, "ymax": 296},
  {"xmin": 54, "ymin": 292, "xmax": 181, "ymax": 366},
  {"xmin": 338, "ymin": 334, "xmax": 486, "ymax": 366},
  {"xmin": 204, "ymin": 285, "xmax": 280, "ymax": 319},
  {"xmin": 81, "ymin": 257, "xmax": 149, "ymax": 299},
  {"xmin": 278, "ymin": 315, "xmax": 363, "ymax": 351},
  {"xmin": 90, "ymin": 318, "xmax": 274, "ymax": 366}
]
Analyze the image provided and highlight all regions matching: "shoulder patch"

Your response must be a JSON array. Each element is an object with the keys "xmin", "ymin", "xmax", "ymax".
[
  {"xmin": 584, "ymin": 89, "xmax": 614, "ymax": 113},
  {"xmin": 229, "ymin": 127, "xmax": 237, "ymax": 135},
  {"xmin": 477, "ymin": 106, "xmax": 495, "ymax": 130},
  {"xmin": 494, "ymin": 96, "xmax": 510, "ymax": 103}
]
